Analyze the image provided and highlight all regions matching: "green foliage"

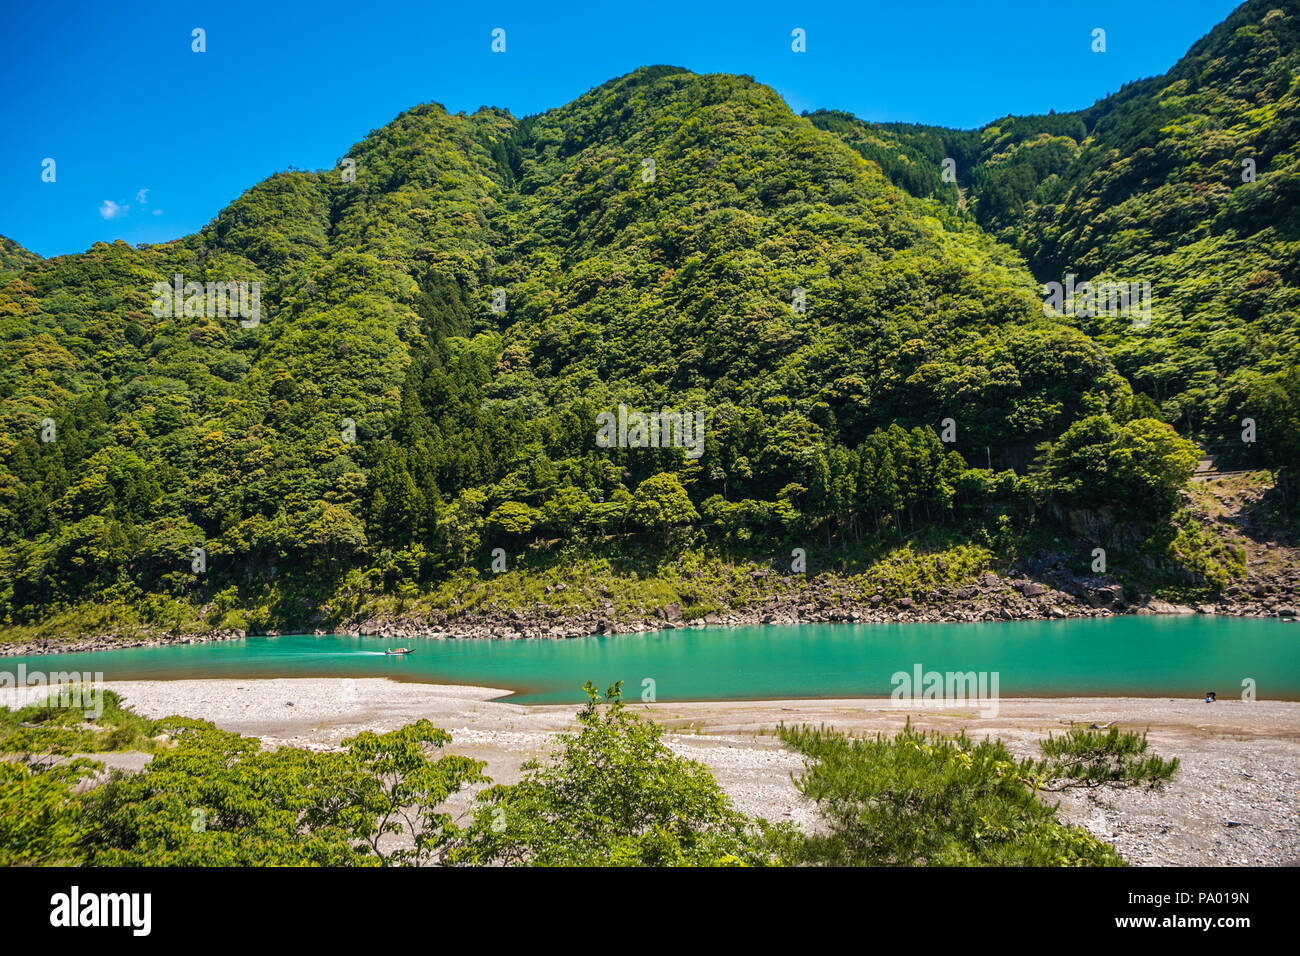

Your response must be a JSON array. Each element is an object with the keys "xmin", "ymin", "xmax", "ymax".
[
  {"xmin": 853, "ymin": 542, "xmax": 992, "ymax": 601},
  {"xmin": 1034, "ymin": 414, "xmax": 1200, "ymax": 519},
  {"xmin": 631, "ymin": 472, "xmax": 699, "ymax": 542},
  {"xmin": 1161, "ymin": 509, "xmax": 1249, "ymax": 590},
  {"xmin": 820, "ymin": 1, "xmax": 1300, "ymax": 456},
  {"xmin": 0, "ymin": 691, "xmax": 136, "ymax": 865},
  {"xmin": 4, "ymin": 15, "xmax": 1285, "ymax": 633},
  {"xmin": 452, "ymin": 682, "xmax": 785, "ymax": 866},
  {"xmin": 1022, "ymin": 726, "xmax": 1180, "ymax": 793},
  {"xmin": 0, "ymin": 689, "xmax": 165, "ymax": 755},
  {"xmin": 0, "ymin": 758, "xmax": 92, "ymax": 865},
  {"xmin": 76, "ymin": 718, "xmax": 484, "ymax": 866},
  {"xmin": 331, "ymin": 721, "xmax": 488, "ymax": 866},
  {"xmin": 1210, "ymin": 365, "xmax": 1300, "ymax": 494},
  {"xmin": 0, "ymin": 685, "xmax": 1179, "ymax": 869},
  {"xmin": 778, "ymin": 721, "xmax": 1140, "ymax": 866},
  {"xmin": 0, "ymin": 237, "xmax": 43, "ymax": 284}
]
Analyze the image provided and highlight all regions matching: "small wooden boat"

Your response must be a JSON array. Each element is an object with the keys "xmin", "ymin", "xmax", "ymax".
[{"xmin": 384, "ymin": 647, "xmax": 414, "ymax": 656}]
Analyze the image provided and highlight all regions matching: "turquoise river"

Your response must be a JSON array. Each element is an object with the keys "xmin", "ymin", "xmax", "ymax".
[{"xmin": 2, "ymin": 616, "xmax": 1298, "ymax": 703}]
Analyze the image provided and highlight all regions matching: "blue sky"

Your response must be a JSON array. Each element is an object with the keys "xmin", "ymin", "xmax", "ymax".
[{"xmin": 1, "ymin": 0, "xmax": 1243, "ymax": 257}]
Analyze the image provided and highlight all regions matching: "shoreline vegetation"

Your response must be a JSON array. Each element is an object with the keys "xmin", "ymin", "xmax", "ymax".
[
  {"xmin": 11, "ymin": 449, "xmax": 1297, "ymax": 652},
  {"xmin": 4, "ymin": 565, "xmax": 1296, "ymax": 658},
  {"xmin": 4, "ymin": 679, "xmax": 1296, "ymax": 866},
  {"xmin": 4, "ymin": 545, "xmax": 1296, "ymax": 657},
  {"xmin": 4, "ymin": 496, "xmax": 1296, "ymax": 655},
  {"xmin": 0, "ymin": 680, "xmax": 1190, "ymax": 867}
]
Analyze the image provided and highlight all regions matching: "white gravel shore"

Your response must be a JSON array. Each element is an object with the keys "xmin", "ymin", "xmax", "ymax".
[{"xmin": 4, "ymin": 678, "xmax": 1297, "ymax": 866}]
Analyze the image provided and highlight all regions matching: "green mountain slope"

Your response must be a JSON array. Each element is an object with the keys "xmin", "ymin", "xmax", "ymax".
[
  {"xmin": 813, "ymin": 0, "xmax": 1300, "ymax": 468},
  {"xmin": 0, "ymin": 237, "xmax": 43, "ymax": 283},
  {"xmin": 0, "ymin": 62, "xmax": 1248, "ymax": 639}
]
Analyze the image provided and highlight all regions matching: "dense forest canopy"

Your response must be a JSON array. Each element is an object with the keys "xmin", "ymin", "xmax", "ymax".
[
  {"xmin": 0, "ymin": 2, "xmax": 1294, "ymax": 634},
  {"xmin": 811, "ymin": 0, "xmax": 1300, "ymax": 462}
]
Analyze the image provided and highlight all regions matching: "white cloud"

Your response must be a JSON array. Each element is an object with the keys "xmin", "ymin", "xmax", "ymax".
[
  {"xmin": 152, "ymin": 209, "xmax": 162, "ymax": 216},
  {"xmin": 99, "ymin": 200, "xmax": 129, "ymax": 220},
  {"xmin": 136, "ymin": 188, "xmax": 149, "ymax": 204}
]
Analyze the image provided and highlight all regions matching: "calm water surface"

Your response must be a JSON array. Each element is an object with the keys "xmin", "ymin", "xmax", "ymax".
[{"xmin": 3, "ymin": 616, "xmax": 1297, "ymax": 704}]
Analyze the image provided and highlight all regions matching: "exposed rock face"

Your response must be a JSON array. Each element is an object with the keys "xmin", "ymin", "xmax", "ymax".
[
  {"xmin": 1138, "ymin": 599, "xmax": 1197, "ymax": 616},
  {"xmin": 1084, "ymin": 583, "xmax": 1126, "ymax": 609}
]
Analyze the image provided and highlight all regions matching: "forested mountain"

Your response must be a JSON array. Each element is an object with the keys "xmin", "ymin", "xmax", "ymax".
[
  {"xmin": 1, "ymin": 9, "xmax": 1292, "ymax": 639},
  {"xmin": 812, "ymin": 0, "xmax": 1300, "ymax": 468},
  {"xmin": 0, "ymin": 238, "xmax": 41, "ymax": 283}
]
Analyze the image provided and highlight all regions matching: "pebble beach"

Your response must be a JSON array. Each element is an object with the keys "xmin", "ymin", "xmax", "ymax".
[{"xmin": 5, "ymin": 678, "xmax": 1295, "ymax": 866}]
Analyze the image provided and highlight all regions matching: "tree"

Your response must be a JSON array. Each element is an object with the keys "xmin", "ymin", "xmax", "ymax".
[
  {"xmin": 1035, "ymin": 414, "xmax": 1198, "ymax": 519},
  {"xmin": 777, "ymin": 720, "xmax": 1175, "ymax": 866},
  {"xmin": 1021, "ymin": 725, "xmax": 1180, "ymax": 792},
  {"xmin": 1211, "ymin": 366, "xmax": 1300, "ymax": 498},
  {"xmin": 1110, "ymin": 417, "xmax": 1201, "ymax": 509},
  {"xmin": 630, "ymin": 473, "xmax": 699, "ymax": 545},
  {"xmin": 451, "ymin": 682, "xmax": 785, "ymax": 866},
  {"xmin": 334, "ymin": 721, "xmax": 488, "ymax": 866},
  {"xmin": 485, "ymin": 501, "xmax": 538, "ymax": 541},
  {"xmin": 0, "ymin": 759, "xmax": 92, "ymax": 865},
  {"xmin": 76, "ymin": 718, "xmax": 485, "ymax": 866},
  {"xmin": 539, "ymin": 485, "xmax": 593, "ymax": 539}
]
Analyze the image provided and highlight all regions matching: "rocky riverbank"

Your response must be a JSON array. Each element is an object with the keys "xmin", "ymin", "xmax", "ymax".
[
  {"xmin": 4, "ymin": 557, "xmax": 1295, "ymax": 657},
  {"xmin": 7, "ymin": 472, "xmax": 1296, "ymax": 657},
  {"xmin": 337, "ymin": 556, "xmax": 1298, "ymax": 642}
]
